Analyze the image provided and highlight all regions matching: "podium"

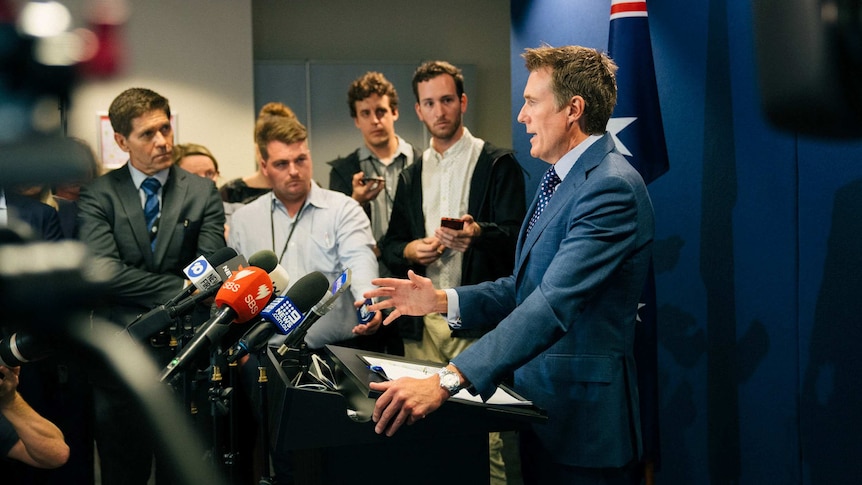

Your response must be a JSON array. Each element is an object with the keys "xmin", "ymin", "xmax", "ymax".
[{"xmin": 263, "ymin": 344, "xmax": 546, "ymax": 485}]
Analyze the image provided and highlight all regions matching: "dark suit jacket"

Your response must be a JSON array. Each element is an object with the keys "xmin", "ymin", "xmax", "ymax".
[
  {"xmin": 3, "ymin": 191, "xmax": 64, "ymax": 241},
  {"xmin": 327, "ymin": 145, "xmax": 423, "ymax": 222},
  {"xmin": 379, "ymin": 142, "xmax": 526, "ymax": 339},
  {"xmin": 77, "ymin": 164, "xmax": 226, "ymax": 332},
  {"xmin": 452, "ymin": 133, "xmax": 654, "ymax": 468}
]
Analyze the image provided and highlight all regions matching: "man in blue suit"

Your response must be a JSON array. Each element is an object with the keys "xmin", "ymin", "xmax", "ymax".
[{"xmin": 365, "ymin": 45, "xmax": 654, "ymax": 485}]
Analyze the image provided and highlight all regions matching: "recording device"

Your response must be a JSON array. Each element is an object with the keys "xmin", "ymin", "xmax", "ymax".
[
  {"xmin": 0, "ymin": 239, "xmax": 112, "ymax": 329},
  {"xmin": 125, "ymin": 247, "xmax": 245, "ymax": 341},
  {"xmin": 248, "ymin": 249, "xmax": 290, "ymax": 294},
  {"xmin": 160, "ymin": 266, "xmax": 274, "ymax": 382},
  {"xmin": 276, "ymin": 268, "xmax": 353, "ymax": 355},
  {"xmin": 0, "ymin": 332, "xmax": 53, "ymax": 367},
  {"xmin": 754, "ymin": 0, "xmax": 862, "ymax": 137},
  {"xmin": 441, "ymin": 217, "xmax": 465, "ymax": 230},
  {"xmin": 226, "ymin": 271, "xmax": 329, "ymax": 363}
]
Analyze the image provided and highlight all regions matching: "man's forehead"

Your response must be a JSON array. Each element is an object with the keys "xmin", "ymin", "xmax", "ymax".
[
  {"xmin": 417, "ymin": 75, "xmax": 457, "ymax": 98},
  {"xmin": 357, "ymin": 93, "xmax": 392, "ymax": 109},
  {"xmin": 266, "ymin": 139, "xmax": 309, "ymax": 157}
]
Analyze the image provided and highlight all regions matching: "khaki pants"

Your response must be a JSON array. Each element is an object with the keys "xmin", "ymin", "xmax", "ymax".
[{"xmin": 405, "ymin": 313, "xmax": 508, "ymax": 485}]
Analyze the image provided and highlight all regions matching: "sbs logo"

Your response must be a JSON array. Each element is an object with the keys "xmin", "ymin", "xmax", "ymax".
[{"xmin": 245, "ymin": 294, "xmax": 258, "ymax": 315}]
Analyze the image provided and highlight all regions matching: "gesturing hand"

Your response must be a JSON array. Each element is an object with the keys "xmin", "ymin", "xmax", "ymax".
[{"xmin": 364, "ymin": 270, "xmax": 446, "ymax": 326}]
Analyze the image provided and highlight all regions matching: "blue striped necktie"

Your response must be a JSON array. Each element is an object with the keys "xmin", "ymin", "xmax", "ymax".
[
  {"xmin": 141, "ymin": 177, "xmax": 161, "ymax": 251},
  {"xmin": 527, "ymin": 166, "xmax": 561, "ymax": 234}
]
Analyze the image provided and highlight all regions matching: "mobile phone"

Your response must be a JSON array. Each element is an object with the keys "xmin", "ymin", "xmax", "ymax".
[
  {"xmin": 356, "ymin": 298, "xmax": 375, "ymax": 325},
  {"xmin": 441, "ymin": 217, "xmax": 465, "ymax": 230},
  {"xmin": 362, "ymin": 176, "xmax": 385, "ymax": 190}
]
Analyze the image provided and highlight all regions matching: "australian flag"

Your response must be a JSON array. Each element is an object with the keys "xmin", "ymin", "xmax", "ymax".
[{"xmin": 608, "ymin": 0, "xmax": 668, "ymax": 471}]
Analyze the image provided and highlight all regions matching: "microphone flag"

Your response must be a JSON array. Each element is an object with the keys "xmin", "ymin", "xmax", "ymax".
[{"xmin": 608, "ymin": 0, "xmax": 667, "ymax": 470}]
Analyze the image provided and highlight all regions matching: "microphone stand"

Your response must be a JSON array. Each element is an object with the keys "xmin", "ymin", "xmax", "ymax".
[
  {"xmin": 289, "ymin": 342, "xmax": 316, "ymax": 388},
  {"xmin": 208, "ymin": 346, "xmax": 233, "ymax": 481},
  {"xmin": 256, "ymin": 348, "xmax": 274, "ymax": 485},
  {"xmin": 226, "ymin": 350, "xmax": 240, "ymax": 485}
]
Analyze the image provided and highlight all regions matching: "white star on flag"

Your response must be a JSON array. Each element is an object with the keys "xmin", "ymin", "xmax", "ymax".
[{"xmin": 607, "ymin": 116, "xmax": 637, "ymax": 156}]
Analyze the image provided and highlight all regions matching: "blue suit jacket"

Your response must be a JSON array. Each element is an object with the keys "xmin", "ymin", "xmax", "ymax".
[{"xmin": 452, "ymin": 133, "xmax": 654, "ymax": 468}]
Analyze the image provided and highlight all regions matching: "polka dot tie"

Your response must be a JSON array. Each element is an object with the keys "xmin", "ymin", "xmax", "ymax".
[
  {"xmin": 141, "ymin": 177, "xmax": 161, "ymax": 251},
  {"xmin": 527, "ymin": 166, "xmax": 561, "ymax": 234}
]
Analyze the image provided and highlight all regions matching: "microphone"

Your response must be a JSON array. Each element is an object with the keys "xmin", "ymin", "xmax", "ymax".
[
  {"xmin": 125, "ymin": 248, "xmax": 246, "ymax": 342},
  {"xmin": 248, "ymin": 249, "xmax": 290, "ymax": 295},
  {"xmin": 159, "ymin": 266, "xmax": 274, "ymax": 382},
  {"xmin": 276, "ymin": 268, "xmax": 353, "ymax": 355},
  {"xmin": 226, "ymin": 271, "xmax": 329, "ymax": 363},
  {"xmin": 0, "ymin": 332, "xmax": 52, "ymax": 367},
  {"xmin": 171, "ymin": 247, "xmax": 238, "ymax": 308}
]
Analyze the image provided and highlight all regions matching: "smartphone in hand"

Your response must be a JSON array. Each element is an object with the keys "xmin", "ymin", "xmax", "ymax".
[
  {"xmin": 441, "ymin": 217, "xmax": 465, "ymax": 230},
  {"xmin": 362, "ymin": 176, "xmax": 385, "ymax": 191}
]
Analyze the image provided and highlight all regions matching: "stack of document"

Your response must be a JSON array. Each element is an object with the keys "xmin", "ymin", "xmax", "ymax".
[{"xmin": 361, "ymin": 355, "xmax": 532, "ymax": 406}]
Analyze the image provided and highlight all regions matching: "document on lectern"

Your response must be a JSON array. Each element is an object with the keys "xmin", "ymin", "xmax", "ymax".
[{"xmin": 360, "ymin": 355, "xmax": 532, "ymax": 406}]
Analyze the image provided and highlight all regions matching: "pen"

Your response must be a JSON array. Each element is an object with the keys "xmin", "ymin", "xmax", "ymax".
[{"xmin": 368, "ymin": 365, "xmax": 389, "ymax": 380}]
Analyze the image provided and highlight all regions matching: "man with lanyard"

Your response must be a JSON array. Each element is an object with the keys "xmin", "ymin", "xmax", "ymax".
[{"xmin": 228, "ymin": 102, "xmax": 383, "ymax": 351}]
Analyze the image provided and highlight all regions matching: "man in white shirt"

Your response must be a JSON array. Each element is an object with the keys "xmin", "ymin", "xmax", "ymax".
[{"xmin": 377, "ymin": 60, "xmax": 526, "ymax": 485}]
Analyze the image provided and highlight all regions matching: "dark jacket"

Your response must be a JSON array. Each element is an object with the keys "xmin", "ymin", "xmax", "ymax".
[
  {"xmin": 327, "ymin": 145, "xmax": 422, "ymax": 222},
  {"xmin": 379, "ymin": 142, "xmax": 526, "ymax": 339},
  {"xmin": 3, "ymin": 191, "xmax": 64, "ymax": 241}
]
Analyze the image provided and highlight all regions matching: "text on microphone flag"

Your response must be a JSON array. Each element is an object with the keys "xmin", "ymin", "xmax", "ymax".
[{"xmin": 261, "ymin": 295, "xmax": 305, "ymax": 335}]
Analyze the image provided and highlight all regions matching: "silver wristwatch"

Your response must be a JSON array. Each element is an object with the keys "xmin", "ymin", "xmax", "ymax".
[{"xmin": 437, "ymin": 367, "xmax": 461, "ymax": 397}]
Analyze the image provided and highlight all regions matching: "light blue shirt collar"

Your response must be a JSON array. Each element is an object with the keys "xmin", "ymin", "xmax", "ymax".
[
  {"xmin": 269, "ymin": 181, "xmax": 328, "ymax": 216},
  {"xmin": 128, "ymin": 162, "xmax": 169, "ymax": 189},
  {"xmin": 552, "ymin": 134, "xmax": 602, "ymax": 181}
]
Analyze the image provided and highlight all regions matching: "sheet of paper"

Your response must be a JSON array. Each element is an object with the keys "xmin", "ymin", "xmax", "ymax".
[{"xmin": 362, "ymin": 355, "xmax": 532, "ymax": 406}]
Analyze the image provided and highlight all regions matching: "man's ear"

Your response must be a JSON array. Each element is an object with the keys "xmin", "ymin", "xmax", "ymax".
[
  {"xmin": 567, "ymin": 96, "xmax": 585, "ymax": 123},
  {"xmin": 113, "ymin": 132, "xmax": 130, "ymax": 153}
]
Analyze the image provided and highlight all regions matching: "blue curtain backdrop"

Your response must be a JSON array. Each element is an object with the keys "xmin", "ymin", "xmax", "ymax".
[{"xmin": 510, "ymin": 1, "xmax": 862, "ymax": 484}]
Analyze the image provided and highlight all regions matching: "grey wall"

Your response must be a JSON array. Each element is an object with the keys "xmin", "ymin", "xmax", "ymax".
[
  {"xmin": 254, "ymin": 61, "xmax": 476, "ymax": 188},
  {"xmin": 67, "ymin": 0, "xmax": 255, "ymax": 183},
  {"xmin": 252, "ymin": 0, "xmax": 513, "ymax": 185}
]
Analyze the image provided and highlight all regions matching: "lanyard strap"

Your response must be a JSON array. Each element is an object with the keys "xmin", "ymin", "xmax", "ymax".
[{"xmin": 270, "ymin": 194, "xmax": 306, "ymax": 264}]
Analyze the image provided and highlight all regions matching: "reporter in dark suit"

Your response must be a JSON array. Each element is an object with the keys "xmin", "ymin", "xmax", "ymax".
[
  {"xmin": 0, "ymin": 189, "xmax": 64, "ymax": 241},
  {"xmin": 365, "ymin": 45, "xmax": 654, "ymax": 485},
  {"xmin": 77, "ymin": 88, "xmax": 225, "ymax": 485}
]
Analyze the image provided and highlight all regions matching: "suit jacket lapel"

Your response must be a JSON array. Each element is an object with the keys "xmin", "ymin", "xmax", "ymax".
[
  {"xmin": 514, "ymin": 134, "xmax": 615, "ymax": 277},
  {"xmin": 154, "ymin": 166, "xmax": 185, "ymax": 264},
  {"xmin": 113, "ymin": 166, "xmax": 155, "ymax": 266}
]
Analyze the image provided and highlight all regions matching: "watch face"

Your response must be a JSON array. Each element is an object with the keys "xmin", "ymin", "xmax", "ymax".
[{"xmin": 440, "ymin": 371, "xmax": 460, "ymax": 393}]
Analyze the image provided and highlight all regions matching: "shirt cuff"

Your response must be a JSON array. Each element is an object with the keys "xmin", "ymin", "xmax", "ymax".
[{"xmin": 445, "ymin": 288, "xmax": 462, "ymax": 329}]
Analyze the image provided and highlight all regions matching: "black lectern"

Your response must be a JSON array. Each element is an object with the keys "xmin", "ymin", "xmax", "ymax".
[{"xmin": 264, "ymin": 344, "xmax": 546, "ymax": 485}]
